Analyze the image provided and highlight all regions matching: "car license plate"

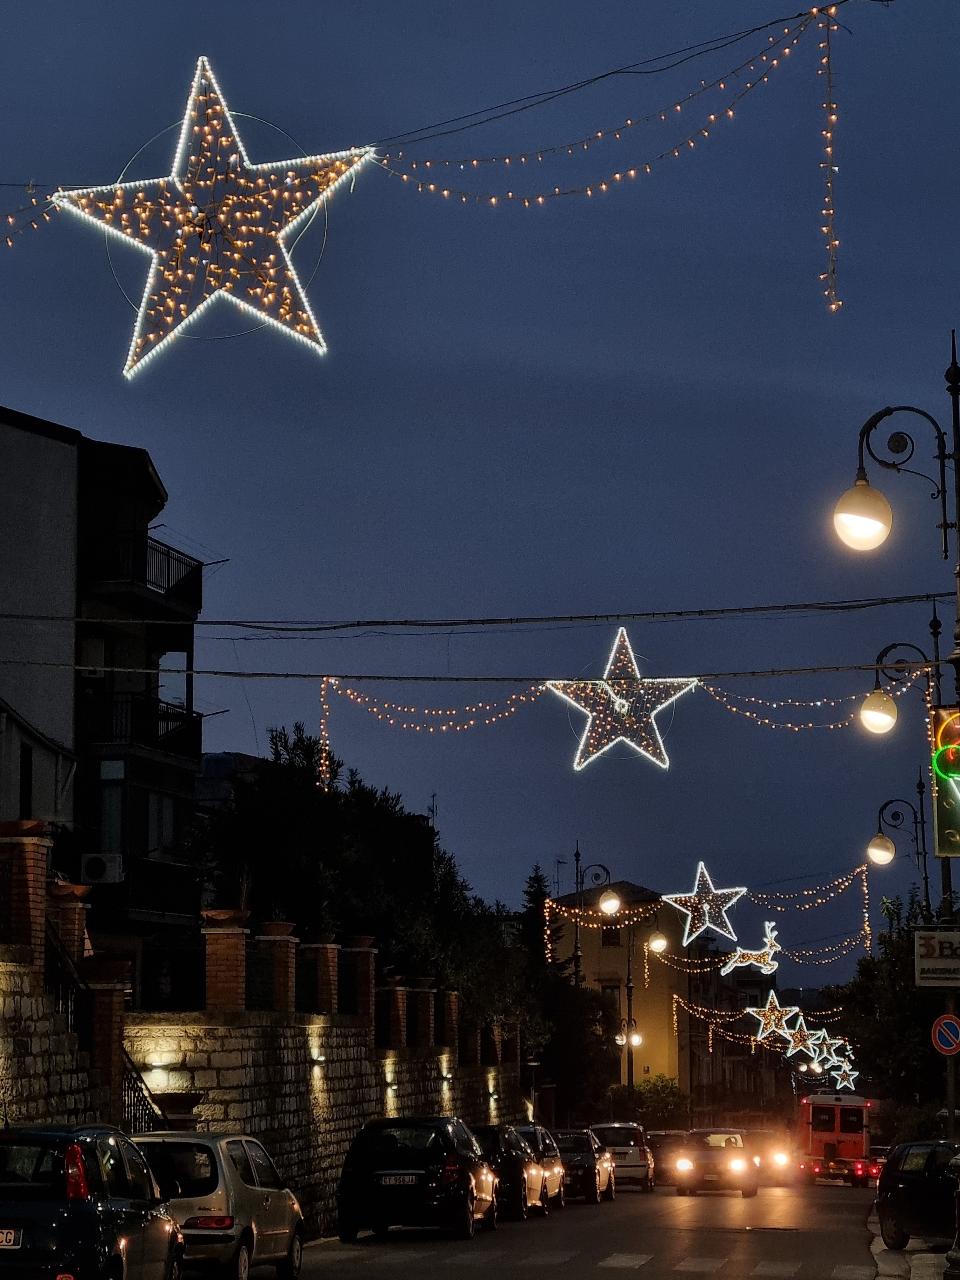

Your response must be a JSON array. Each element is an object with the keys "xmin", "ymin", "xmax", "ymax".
[
  {"xmin": 0, "ymin": 1231, "xmax": 21, "ymax": 1248},
  {"xmin": 703, "ymin": 1174, "xmax": 717, "ymax": 1182},
  {"xmin": 380, "ymin": 1174, "xmax": 417, "ymax": 1186}
]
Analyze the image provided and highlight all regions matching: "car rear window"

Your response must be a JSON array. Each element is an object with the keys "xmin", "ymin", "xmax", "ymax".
[
  {"xmin": 472, "ymin": 1128, "xmax": 499, "ymax": 1157},
  {"xmin": 557, "ymin": 1135, "xmax": 593, "ymax": 1153},
  {"xmin": 592, "ymin": 1127, "xmax": 642, "ymax": 1148},
  {"xmin": 351, "ymin": 1125, "xmax": 446, "ymax": 1166},
  {"xmin": 0, "ymin": 1141, "xmax": 66, "ymax": 1198},
  {"xmin": 692, "ymin": 1132, "xmax": 744, "ymax": 1149},
  {"xmin": 138, "ymin": 1142, "xmax": 219, "ymax": 1197}
]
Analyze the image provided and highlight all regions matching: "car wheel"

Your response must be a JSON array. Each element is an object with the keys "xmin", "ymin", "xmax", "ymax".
[
  {"xmin": 456, "ymin": 1195, "xmax": 476, "ymax": 1240},
  {"xmin": 337, "ymin": 1219, "xmax": 359, "ymax": 1244},
  {"xmin": 539, "ymin": 1181, "xmax": 550, "ymax": 1215},
  {"xmin": 879, "ymin": 1212, "xmax": 910, "ymax": 1251},
  {"xmin": 372, "ymin": 1221, "xmax": 390, "ymax": 1241},
  {"xmin": 484, "ymin": 1195, "xmax": 498, "ymax": 1231},
  {"xmin": 277, "ymin": 1229, "xmax": 303, "ymax": 1280},
  {"xmin": 515, "ymin": 1179, "xmax": 528, "ymax": 1221},
  {"xmin": 742, "ymin": 1186, "xmax": 758, "ymax": 1199},
  {"xmin": 603, "ymin": 1172, "xmax": 616, "ymax": 1202},
  {"xmin": 167, "ymin": 1248, "xmax": 183, "ymax": 1280},
  {"xmin": 228, "ymin": 1242, "xmax": 251, "ymax": 1280}
]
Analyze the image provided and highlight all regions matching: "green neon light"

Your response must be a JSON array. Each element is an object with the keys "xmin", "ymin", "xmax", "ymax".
[{"xmin": 932, "ymin": 745, "xmax": 960, "ymax": 781}]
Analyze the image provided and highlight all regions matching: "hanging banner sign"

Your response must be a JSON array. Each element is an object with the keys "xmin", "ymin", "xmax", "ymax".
[
  {"xmin": 930, "ymin": 707, "xmax": 960, "ymax": 857},
  {"xmin": 916, "ymin": 930, "xmax": 960, "ymax": 987}
]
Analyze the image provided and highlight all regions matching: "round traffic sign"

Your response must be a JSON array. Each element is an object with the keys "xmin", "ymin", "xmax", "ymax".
[{"xmin": 932, "ymin": 1014, "xmax": 960, "ymax": 1055}]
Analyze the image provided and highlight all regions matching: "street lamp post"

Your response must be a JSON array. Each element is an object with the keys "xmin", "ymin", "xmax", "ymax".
[
  {"xmin": 572, "ymin": 842, "xmax": 620, "ymax": 989},
  {"xmin": 867, "ymin": 776, "xmax": 933, "ymax": 921}
]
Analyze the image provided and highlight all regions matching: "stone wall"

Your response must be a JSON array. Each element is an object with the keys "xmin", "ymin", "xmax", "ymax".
[
  {"xmin": 124, "ymin": 1011, "xmax": 523, "ymax": 1236},
  {"xmin": 0, "ymin": 961, "xmax": 105, "ymax": 1125}
]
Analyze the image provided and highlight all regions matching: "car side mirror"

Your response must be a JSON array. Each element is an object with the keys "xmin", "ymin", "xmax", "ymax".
[{"xmin": 946, "ymin": 1156, "xmax": 960, "ymax": 1181}]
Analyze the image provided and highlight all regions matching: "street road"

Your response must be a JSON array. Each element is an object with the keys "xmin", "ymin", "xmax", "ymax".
[{"xmin": 305, "ymin": 1182, "xmax": 876, "ymax": 1278}]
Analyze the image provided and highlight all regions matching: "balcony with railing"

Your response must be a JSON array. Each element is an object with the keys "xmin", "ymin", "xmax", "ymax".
[
  {"xmin": 83, "ymin": 535, "xmax": 202, "ymax": 616},
  {"xmin": 81, "ymin": 693, "xmax": 202, "ymax": 760}
]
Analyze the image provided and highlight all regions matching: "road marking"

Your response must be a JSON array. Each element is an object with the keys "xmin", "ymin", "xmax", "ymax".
[
  {"xmin": 598, "ymin": 1254, "xmax": 654, "ymax": 1269},
  {"xmin": 529, "ymin": 1252, "xmax": 577, "ymax": 1265},
  {"xmin": 830, "ymin": 1269, "xmax": 875, "ymax": 1280},
  {"xmin": 307, "ymin": 1251, "xmax": 363, "ymax": 1263},
  {"xmin": 444, "ymin": 1251, "xmax": 506, "ymax": 1265},
  {"xmin": 674, "ymin": 1262, "xmax": 726, "ymax": 1274},
  {"xmin": 750, "ymin": 1265, "xmax": 801, "ymax": 1277}
]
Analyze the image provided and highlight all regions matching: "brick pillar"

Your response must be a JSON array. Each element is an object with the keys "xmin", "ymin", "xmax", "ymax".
[
  {"xmin": 0, "ymin": 820, "xmax": 52, "ymax": 968},
  {"xmin": 256, "ymin": 934, "xmax": 297, "ymax": 1013},
  {"xmin": 441, "ymin": 991, "xmax": 460, "ymax": 1062},
  {"xmin": 202, "ymin": 927, "xmax": 248, "ymax": 1012},
  {"xmin": 385, "ymin": 986, "xmax": 408, "ymax": 1049},
  {"xmin": 301, "ymin": 943, "xmax": 339, "ymax": 1014},
  {"xmin": 88, "ymin": 982, "xmax": 126, "ymax": 1125},
  {"xmin": 459, "ymin": 1016, "xmax": 482, "ymax": 1067},
  {"xmin": 410, "ymin": 989, "xmax": 435, "ymax": 1049},
  {"xmin": 343, "ymin": 946, "xmax": 376, "ymax": 1026},
  {"xmin": 49, "ymin": 890, "xmax": 89, "ymax": 965}
]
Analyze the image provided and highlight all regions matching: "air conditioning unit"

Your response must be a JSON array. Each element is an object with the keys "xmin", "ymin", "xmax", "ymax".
[{"xmin": 80, "ymin": 853, "xmax": 125, "ymax": 885}]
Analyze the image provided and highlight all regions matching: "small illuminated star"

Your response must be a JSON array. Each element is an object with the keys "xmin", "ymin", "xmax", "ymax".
[
  {"xmin": 53, "ymin": 56, "xmax": 372, "ymax": 377},
  {"xmin": 817, "ymin": 1035, "xmax": 847, "ymax": 1069},
  {"xmin": 785, "ymin": 1013, "xmax": 818, "ymax": 1060},
  {"xmin": 832, "ymin": 1061, "xmax": 859, "ymax": 1090},
  {"xmin": 548, "ymin": 628, "xmax": 697, "ymax": 771},
  {"xmin": 662, "ymin": 861, "xmax": 746, "ymax": 946},
  {"xmin": 745, "ymin": 990, "xmax": 800, "ymax": 1043}
]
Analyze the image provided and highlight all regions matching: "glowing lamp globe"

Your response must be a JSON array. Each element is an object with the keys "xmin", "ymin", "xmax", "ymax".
[
  {"xmin": 860, "ymin": 689, "xmax": 898, "ymax": 735},
  {"xmin": 833, "ymin": 479, "xmax": 893, "ymax": 551},
  {"xmin": 599, "ymin": 889, "xmax": 622, "ymax": 916},
  {"xmin": 629, "ymin": 1031, "xmax": 643, "ymax": 1048},
  {"xmin": 615, "ymin": 1031, "xmax": 627, "ymax": 1047},
  {"xmin": 648, "ymin": 930, "xmax": 668, "ymax": 954},
  {"xmin": 867, "ymin": 833, "xmax": 896, "ymax": 866}
]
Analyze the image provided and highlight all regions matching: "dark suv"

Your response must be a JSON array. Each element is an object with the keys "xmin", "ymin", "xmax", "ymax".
[
  {"xmin": 876, "ymin": 1140, "xmax": 960, "ymax": 1249},
  {"xmin": 0, "ymin": 1125, "xmax": 182, "ymax": 1280}
]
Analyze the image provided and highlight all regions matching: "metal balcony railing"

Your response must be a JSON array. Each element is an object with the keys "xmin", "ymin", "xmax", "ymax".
[
  {"xmin": 85, "ymin": 536, "xmax": 202, "ymax": 613},
  {"xmin": 84, "ymin": 693, "xmax": 202, "ymax": 759}
]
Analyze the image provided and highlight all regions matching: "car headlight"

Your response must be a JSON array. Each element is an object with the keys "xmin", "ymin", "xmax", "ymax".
[
  {"xmin": 676, "ymin": 1157, "xmax": 694, "ymax": 1172},
  {"xmin": 773, "ymin": 1152, "xmax": 789, "ymax": 1167},
  {"xmin": 729, "ymin": 1158, "xmax": 747, "ymax": 1172}
]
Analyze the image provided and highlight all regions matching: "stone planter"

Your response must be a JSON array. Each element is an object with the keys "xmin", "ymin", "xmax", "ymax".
[
  {"xmin": 201, "ymin": 908, "xmax": 250, "ymax": 928},
  {"xmin": 340, "ymin": 934, "xmax": 375, "ymax": 949},
  {"xmin": 260, "ymin": 921, "xmax": 295, "ymax": 937},
  {"xmin": 47, "ymin": 882, "xmax": 91, "ymax": 901}
]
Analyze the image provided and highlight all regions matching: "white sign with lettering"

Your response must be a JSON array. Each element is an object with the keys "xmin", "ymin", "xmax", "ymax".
[{"xmin": 915, "ymin": 930, "xmax": 960, "ymax": 987}]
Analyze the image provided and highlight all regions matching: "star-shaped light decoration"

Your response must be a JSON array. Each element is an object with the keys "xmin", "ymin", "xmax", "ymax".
[
  {"xmin": 52, "ymin": 56, "xmax": 373, "ymax": 377},
  {"xmin": 547, "ymin": 628, "xmax": 697, "ymax": 772},
  {"xmin": 784, "ymin": 1013, "xmax": 818, "ymax": 1060},
  {"xmin": 662, "ymin": 861, "xmax": 746, "ymax": 947},
  {"xmin": 831, "ymin": 1061, "xmax": 859, "ymax": 1091},
  {"xmin": 745, "ymin": 990, "xmax": 800, "ymax": 1043},
  {"xmin": 816, "ymin": 1035, "xmax": 847, "ymax": 1069}
]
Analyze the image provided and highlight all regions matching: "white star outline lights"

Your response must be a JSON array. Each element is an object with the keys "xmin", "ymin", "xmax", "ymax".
[
  {"xmin": 52, "ymin": 56, "xmax": 373, "ymax": 377},
  {"xmin": 662, "ymin": 861, "xmax": 746, "ymax": 946},
  {"xmin": 547, "ymin": 628, "xmax": 697, "ymax": 772}
]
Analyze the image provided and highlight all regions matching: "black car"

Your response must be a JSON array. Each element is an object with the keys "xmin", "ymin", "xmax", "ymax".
[
  {"xmin": 472, "ymin": 1125, "xmax": 545, "ymax": 1220},
  {"xmin": 646, "ymin": 1131, "xmax": 687, "ymax": 1186},
  {"xmin": 674, "ymin": 1129, "xmax": 759, "ymax": 1198},
  {"xmin": 876, "ymin": 1140, "xmax": 960, "ymax": 1249},
  {"xmin": 554, "ymin": 1131, "xmax": 615, "ymax": 1204},
  {"xmin": 0, "ymin": 1125, "xmax": 182, "ymax": 1280},
  {"xmin": 337, "ymin": 1117, "xmax": 497, "ymax": 1242}
]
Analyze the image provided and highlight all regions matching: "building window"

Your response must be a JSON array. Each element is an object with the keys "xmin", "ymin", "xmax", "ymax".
[
  {"xmin": 601, "ymin": 925, "xmax": 621, "ymax": 947},
  {"xmin": 600, "ymin": 983, "xmax": 620, "ymax": 1012},
  {"xmin": 18, "ymin": 743, "xmax": 33, "ymax": 819},
  {"xmin": 147, "ymin": 791, "xmax": 176, "ymax": 854},
  {"xmin": 100, "ymin": 785, "xmax": 123, "ymax": 855}
]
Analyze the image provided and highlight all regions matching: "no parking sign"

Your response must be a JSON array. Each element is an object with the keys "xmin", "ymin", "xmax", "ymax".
[{"xmin": 932, "ymin": 1014, "xmax": 960, "ymax": 1055}]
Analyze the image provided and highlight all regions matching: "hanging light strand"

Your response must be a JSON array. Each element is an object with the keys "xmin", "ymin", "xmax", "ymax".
[
  {"xmin": 376, "ymin": 27, "xmax": 806, "ymax": 208},
  {"xmin": 817, "ymin": 6, "xmax": 842, "ymax": 312},
  {"xmin": 333, "ymin": 680, "xmax": 547, "ymax": 731},
  {"xmin": 545, "ymin": 898, "xmax": 661, "ymax": 928},
  {"xmin": 1, "ymin": 187, "xmax": 56, "ymax": 249},
  {"xmin": 750, "ymin": 865, "xmax": 866, "ymax": 911},
  {"xmin": 384, "ymin": 20, "xmax": 813, "ymax": 171},
  {"xmin": 317, "ymin": 676, "xmax": 334, "ymax": 791},
  {"xmin": 701, "ymin": 669, "xmax": 922, "ymax": 731}
]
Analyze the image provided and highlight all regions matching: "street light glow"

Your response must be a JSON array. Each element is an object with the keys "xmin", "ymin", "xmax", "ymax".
[
  {"xmin": 648, "ymin": 930, "xmax": 668, "ymax": 953},
  {"xmin": 599, "ymin": 889, "xmax": 621, "ymax": 916},
  {"xmin": 629, "ymin": 1031, "xmax": 642, "ymax": 1047},
  {"xmin": 833, "ymin": 478, "xmax": 893, "ymax": 551},
  {"xmin": 860, "ymin": 689, "xmax": 898, "ymax": 735},
  {"xmin": 867, "ymin": 832, "xmax": 896, "ymax": 866}
]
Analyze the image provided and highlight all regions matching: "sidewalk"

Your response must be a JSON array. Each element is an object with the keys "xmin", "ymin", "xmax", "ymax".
[{"xmin": 869, "ymin": 1211, "xmax": 948, "ymax": 1280}]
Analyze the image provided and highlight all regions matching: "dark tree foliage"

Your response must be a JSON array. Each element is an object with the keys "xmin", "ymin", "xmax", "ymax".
[
  {"xmin": 608, "ymin": 1076, "xmax": 689, "ymax": 1126},
  {"xmin": 823, "ymin": 891, "xmax": 945, "ymax": 1116}
]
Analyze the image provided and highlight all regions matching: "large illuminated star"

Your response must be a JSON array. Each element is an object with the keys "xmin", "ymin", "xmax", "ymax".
[
  {"xmin": 784, "ymin": 1013, "xmax": 818, "ymax": 1060},
  {"xmin": 832, "ymin": 1061, "xmax": 859, "ymax": 1091},
  {"xmin": 548, "ymin": 628, "xmax": 697, "ymax": 771},
  {"xmin": 662, "ymin": 861, "xmax": 746, "ymax": 946},
  {"xmin": 745, "ymin": 990, "xmax": 800, "ymax": 1043},
  {"xmin": 53, "ymin": 56, "xmax": 373, "ymax": 377}
]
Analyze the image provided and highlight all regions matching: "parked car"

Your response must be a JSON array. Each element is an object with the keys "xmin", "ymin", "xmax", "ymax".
[
  {"xmin": 743, "ymin": 1129, "xmax": 793, "ymax": 1184},
  {"xmin": 674, "ymin": 1129, "xmax": 759, "ymax": 1198},
  {"xmin": 554, "ymin": 1130, "xmax": 615, "ymax": 1204},
  {"xmin": 590, "ymin": 1123, "xmax": 654, "ymax": 1191},
  {"xmin": 472, "ymin": 1124, "xmax": 545, "ymax": 1219},
  {"xmin": 646, "ymin": 1131, "xmax": 687, "ymax": 1186},
  {"xmin": 136, "ymin": 1132, "xmax": 302, "ymax": 1280},
  {"xmin": 0, "ymin": 1125, "xmax": 182, "ymax": 1280},
  {"xmin": 336, "ymin": 1117, "xmax": 497, "ymax": 1241},
  {"xmin": 875, "ymin": 1140, "xmax": 960, "ymax": 1249},
  {"xmin": 515, "ymin": 1126, "xmax": 565, "ymax": 1209}
]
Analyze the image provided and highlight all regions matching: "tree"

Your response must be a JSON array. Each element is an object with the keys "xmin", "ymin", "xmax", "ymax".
[{"xmin": 608, "ymin": 1075, "xmax": 689, "ymax": 1126}]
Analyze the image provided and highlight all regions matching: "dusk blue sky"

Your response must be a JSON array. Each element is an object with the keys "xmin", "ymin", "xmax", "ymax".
[{"xmin": 1, "ymin": 1, "xmax": 957, "ymax": 978}]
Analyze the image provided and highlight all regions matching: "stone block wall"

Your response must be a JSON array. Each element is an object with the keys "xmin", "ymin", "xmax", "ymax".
[{"xmin": 124, "ymin": 1011, "xmax": 523, "ymax": 1236}]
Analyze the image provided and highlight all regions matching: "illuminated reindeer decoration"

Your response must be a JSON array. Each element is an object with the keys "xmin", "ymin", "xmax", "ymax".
[{"xmin": 720, "ymin": 921, "xmax": 781, "ymax": 975}]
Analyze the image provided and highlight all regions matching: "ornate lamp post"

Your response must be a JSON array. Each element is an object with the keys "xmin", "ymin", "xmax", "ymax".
[
  {"xmin": 572, "ymin": 843, "xmax": 620, "ymax": 989},
  {"xmin": 866, "ymin": 774, "xmax": 933, "ymax": 921}
]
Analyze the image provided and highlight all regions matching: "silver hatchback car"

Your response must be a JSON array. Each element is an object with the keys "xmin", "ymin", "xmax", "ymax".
[{"xmin": 136, "ymin": 1133, "xmax": 303, "ymax": 1280}]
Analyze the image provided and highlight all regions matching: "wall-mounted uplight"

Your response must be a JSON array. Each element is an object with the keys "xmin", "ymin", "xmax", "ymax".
[
  {"xmin": 441, "ymin": 1073, "xmax": 453, "ymax": 1084},
  {"xmin": 312, "ymin": 1053, "xmax": 327, "ymax": 1065},
  {"xmin": 387, "ymin": 1081, "xmax": 398, "ymax": 1094},
  {"xmin": 488, "ymin": 1090, "xmax": 499, "ymax": 1101}
]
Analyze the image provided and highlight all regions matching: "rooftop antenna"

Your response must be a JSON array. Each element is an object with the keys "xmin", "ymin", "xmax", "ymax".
[{"xmin": 554, "ymin": 858, "xmax": 567, "ymax": 897}]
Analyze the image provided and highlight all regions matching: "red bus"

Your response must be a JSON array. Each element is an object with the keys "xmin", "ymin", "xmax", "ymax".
[{"xmin": 795, "ymin": 1093, "xmax": 880, "ymax": 1187}]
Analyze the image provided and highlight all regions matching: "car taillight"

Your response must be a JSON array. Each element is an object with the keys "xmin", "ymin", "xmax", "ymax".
[
  {"xmin": 441, "ymin": 1157, "xmax": 460, "ymax": 1186},
  {"xmin": 855, "ymin": 1163, "xmax": 864, "ymax": 1174},
  {"xmin": 183, "ymin": 1217, "xmax": 235, "ymax": 1230},
  {"xmin": 869, "ymin": 1165, "xmax": 880, "ymax": 1176},
  {"xmin": 813, "ymin": 1165, "xmax": 821, "ymax": 1174},
  {"xmin": 64, "ymin": 1144, "xmax": 89, "ymax": 1201}
]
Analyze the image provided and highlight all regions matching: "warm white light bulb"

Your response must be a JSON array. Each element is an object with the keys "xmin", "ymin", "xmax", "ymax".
[
  {"xmin": 833, "ymin": 478, "xmax": 892, "ymax": 551},
  {"xmin": 629, "ymin": 1031, "xmax": 643, "ymax": 1048},
  {"xmin": 860, "ymin": 689, "xmax": 898, "ymax": 735},
  {"xmin": 599, "ymin": 889, "xmax": 622, "ymax": 916},
  {"xmin": 648, "ymin": 930, "xmax": 668, "ymax": 954},
  {"xmin": 867, "ymin": 833, "xmax": 896, "ymax": 866}
]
